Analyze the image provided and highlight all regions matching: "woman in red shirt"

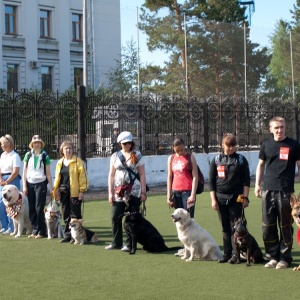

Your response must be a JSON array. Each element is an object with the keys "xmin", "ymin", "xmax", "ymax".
[{"xmin": 167, "ymin": 138, "xmax": 198, "ymax": 218}]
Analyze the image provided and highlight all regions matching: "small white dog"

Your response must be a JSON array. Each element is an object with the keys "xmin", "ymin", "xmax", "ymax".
[
  {"xmin": 45, "ymin": 201, "xmax": 64, "ymax": 239},
  {"xmin": 171, "ymin": 208, "xmax": 222, "ymax": 262},
  {"xmin": 1, "ymin": 184, "xmax": 32, "ymax": 238}
]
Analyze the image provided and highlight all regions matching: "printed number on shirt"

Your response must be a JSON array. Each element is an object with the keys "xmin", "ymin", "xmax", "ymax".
[
  {"xmin": 217, "ymin": 165, "xmax": 225, "ymax": 178},
  {"xmin": 279, "ymin": 147, "xmax": 289, "ymax": 160}
]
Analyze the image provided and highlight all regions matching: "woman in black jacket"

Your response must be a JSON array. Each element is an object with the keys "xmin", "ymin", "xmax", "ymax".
[{"xmin": 209, "ymin": 134, "xmax": 250, "ymax": 264}]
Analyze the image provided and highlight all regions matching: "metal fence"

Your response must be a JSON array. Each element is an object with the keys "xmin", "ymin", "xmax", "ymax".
[{"xmin": 0, "ymin": 89, "xmax": 298, "ymax": 159}]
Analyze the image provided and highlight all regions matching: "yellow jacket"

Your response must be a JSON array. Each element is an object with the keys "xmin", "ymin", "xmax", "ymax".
[{"xmin": 53, "ymin": 155, "xmax": 88, "ymax": 198}]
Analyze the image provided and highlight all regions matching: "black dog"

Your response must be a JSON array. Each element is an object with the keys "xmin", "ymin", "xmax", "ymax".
[
  {"xmin": 233, "ymin": 217, "xmax": 264, "ymax": 266},
  {"xmin": 123, "ymin": 195, "xmax": 177, "ymax": 255}
]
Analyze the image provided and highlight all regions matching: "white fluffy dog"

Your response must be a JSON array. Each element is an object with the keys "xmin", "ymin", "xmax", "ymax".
[
  {"xmin": 1, "ymin": 184, "xmax": 31, "ymax": 238},
  {"xmin": 171, "ymin": 208, "xmax": 222, "ymax": 262},
  {"xmin": 45, "ymin": 201, "xmax": 64, "ymax": 239}
]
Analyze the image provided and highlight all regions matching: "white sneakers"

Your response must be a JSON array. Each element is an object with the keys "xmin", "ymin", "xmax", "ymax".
[
  {"xmin": 2, "ymin": 229, "xmax": 12, "ymax": 235},
  {"xmin": 105, "ymin": 244, "xmax": 130, "ymax": 251},
  {"xmin": 264, "ymin": 259, "xmax": 288, "ymax": 269},
  {"xmin": 120, "ymin": 245, "xmax": 130, "ymax": 252}
]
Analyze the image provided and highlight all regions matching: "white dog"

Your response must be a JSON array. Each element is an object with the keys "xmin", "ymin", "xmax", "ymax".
[
  {"xmin": 45, "ymin": 201, "xmax": 64, "ymax": 239},
  {"xmin": 1, "ymin": 184, "xmax": 31, "ymax": 238},
  {"xmin": 171, "ymin": 208, "xmax": 222, "ymax": 262}
]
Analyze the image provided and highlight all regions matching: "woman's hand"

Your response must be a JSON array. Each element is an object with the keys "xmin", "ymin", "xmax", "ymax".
[
  {"xmin": 187, "ymin": 195, "xmax": 196, "ymax": 205},
  {"xmin": 108, "ymin": 192, "xmax": 114, "ymax": 205},
  {"xmin": 211, "ymin": 199, "xmax": 219, "ymax": 211},
  {"xmin": 78, "ymin": 192, "xmax": 84, "ymax": 201},
  {"xmin": 140, "ymin": 192, "xmax": 147, "ymax": 202}
]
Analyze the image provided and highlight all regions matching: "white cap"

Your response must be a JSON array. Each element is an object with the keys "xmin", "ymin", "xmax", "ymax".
[{"xmin": 117, "ymin": 131, "xmax": 133, "ymax": 143}]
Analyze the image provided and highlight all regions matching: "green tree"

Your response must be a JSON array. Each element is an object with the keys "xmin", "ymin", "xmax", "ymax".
[
  {"xmin": 267, "ymin": 1, "xmax": 300, "ymax": 99},
  {"xmin": 106, "ymin": 38, "xmax": 139, "ymax": 94},
  {"xmin": 139, "ymin": 0, "xmax": 269, "ymax": 98}
]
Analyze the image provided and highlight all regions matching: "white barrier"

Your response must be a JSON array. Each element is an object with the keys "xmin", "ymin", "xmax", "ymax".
[{"xmin": 43, "ymin": 151, "xmax": 260, "ymax": 190}]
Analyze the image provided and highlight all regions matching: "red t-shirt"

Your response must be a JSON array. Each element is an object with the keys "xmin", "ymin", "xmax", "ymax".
[{"xmin": 172, "ymin": 154, "xmax": 193, "ymax": 191}]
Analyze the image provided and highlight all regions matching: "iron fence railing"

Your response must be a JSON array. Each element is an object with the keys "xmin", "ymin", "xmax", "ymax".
[{"xmin": 0, "ymin": 89, "xmax": 297, "ymax": 159}]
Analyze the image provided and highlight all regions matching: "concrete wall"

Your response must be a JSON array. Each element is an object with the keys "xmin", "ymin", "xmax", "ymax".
[{"xmin": 43, "ymin": 151, "xmax": 260, "ymax": 190}]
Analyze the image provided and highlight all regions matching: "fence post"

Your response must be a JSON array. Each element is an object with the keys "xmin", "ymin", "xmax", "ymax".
[
  {"xmin": 203, "ymin": 101, "xmax": 209, "ymax": 153},
  {"xmin": 77, "ymin": 86, "xmax": 86, "ymax": 161}
]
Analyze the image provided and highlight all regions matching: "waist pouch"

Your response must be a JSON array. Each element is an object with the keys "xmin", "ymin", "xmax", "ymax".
[
  {"xmin": 59, "ymin": 184, "xmax": 69, "ymax": 193},
  {"xmin": 115, "ymin": 183, "xmax": 133, "ymax": 198},
  {"xmin": 217, "ymin": 195, "xmax": 237, "ymax": 205}
]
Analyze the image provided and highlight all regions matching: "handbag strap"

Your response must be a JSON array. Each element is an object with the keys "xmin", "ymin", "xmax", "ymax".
[{"xmin": 117, "ymin": 151, "xmax": 138, "ymax": 184}]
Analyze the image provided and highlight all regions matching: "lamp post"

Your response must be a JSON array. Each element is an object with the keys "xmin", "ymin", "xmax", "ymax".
[{"xmin": 83, "ymin": 0, "xmax": 88, "ymax": 96}]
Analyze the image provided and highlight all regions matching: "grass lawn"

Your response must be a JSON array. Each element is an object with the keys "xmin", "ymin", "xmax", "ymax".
[{"xmin": 1, "ymin": 185, "xmax": 300, "ymax": 300}]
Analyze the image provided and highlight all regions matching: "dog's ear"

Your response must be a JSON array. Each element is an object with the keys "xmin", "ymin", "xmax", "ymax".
[{"xmin": 290, "ymin": 194, "xmax": 297, "ymax": 208}]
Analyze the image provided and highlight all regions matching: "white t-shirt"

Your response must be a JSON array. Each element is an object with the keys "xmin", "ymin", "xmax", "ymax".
[
  {"xmin": 0, "ymin": 150, "xmax": 21, "ymax": 173},
  {"xmin": 111, "ymin": 150, "xmax": 145, "ymax": 201}
]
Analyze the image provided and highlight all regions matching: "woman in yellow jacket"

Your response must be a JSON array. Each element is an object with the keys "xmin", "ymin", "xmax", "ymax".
[{"xmin": 53, "ymin": 140, "xmax": 88, "ymax": 243}]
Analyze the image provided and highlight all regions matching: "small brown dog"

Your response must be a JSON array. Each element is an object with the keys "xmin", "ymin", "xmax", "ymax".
[
  {"xmin": 69, "ymin": 218, "xmax": 98, "ymax": 245},
  {"xmin": 290, "ymin": 194, "xmax": 300, "ymax": 271}
]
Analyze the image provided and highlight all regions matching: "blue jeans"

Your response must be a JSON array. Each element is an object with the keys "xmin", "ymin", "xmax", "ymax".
[
  {"xmin": 0, "ymin": 175, "xmax": 20, "ymax": 231},
  {"xmin": 172, "ymin": 190, "xmax": 195, "ymax": 218}
]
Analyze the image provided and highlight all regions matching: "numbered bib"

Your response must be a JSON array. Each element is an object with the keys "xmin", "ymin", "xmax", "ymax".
[
  {"xmin": 217, "ymin": 165, "xmax": 225, "ymax": 178},
  {"xmin": 279, "ymin": 147, "xmax": 289, "ymax": 160}
]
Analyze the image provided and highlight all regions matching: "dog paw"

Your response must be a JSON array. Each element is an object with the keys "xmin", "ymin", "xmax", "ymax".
[{"xmin": 14, "ymin": 235, "xmax": 21, "ymax": 238}]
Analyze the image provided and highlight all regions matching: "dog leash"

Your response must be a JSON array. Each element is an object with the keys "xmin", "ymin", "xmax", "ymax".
[{"xmin": 140, "ymin": 201, "xmax": 146, "ymax": 216}]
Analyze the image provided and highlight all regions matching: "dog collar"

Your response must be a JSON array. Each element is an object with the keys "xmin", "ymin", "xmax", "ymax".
[
  {"xmin": 6, "ymin": 193, "xmax": 22, "ymax": 218},
  {"xmin": 234, "ymin": 232, "xmax": 249, "ymax": 240},
  {"xmin": 181, "ymin": 220, "xmax": 192, "ymax": 230},
  {"xmin": 297, "ymin": 228, "xmax": 300, "ymax": 245},
  {"xmin": 125, "ymin": 211, "xmax": 140, "ymax": 216}
]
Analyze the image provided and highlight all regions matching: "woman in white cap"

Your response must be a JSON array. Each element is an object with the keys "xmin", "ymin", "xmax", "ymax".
[
  {"xmin": 0, "ymin": 134, "xmax": 21, "ymax": 234},
  {"xmin": 106, "ymin": 131, "xmax": 147, "ymax": 251},
  {"xmin": 23, "ymin": 135, "xmax": 52, "ymax": 239}
]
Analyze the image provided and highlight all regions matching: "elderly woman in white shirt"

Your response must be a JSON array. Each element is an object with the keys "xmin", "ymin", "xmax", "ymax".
[{"xmin": 0, "ymin": 134, "xmax": 21, "ymax": 234}]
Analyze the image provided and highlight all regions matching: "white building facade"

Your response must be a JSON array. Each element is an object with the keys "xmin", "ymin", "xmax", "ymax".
[{"xmin": 0, "ymin": 0, "xmax": 121, "ymax": 92}]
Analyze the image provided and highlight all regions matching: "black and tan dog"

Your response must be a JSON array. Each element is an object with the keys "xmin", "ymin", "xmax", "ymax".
[
  {"xmin": 290, "ymin": 194, "xmax": 300, "ymax": 271},
  {"xmin": 123, "ymin": 195, "xmax": 179, "ymax": 254},
  {"xmin": 233, "ymin": 217, "xmax": 264, "ymax": 266}
]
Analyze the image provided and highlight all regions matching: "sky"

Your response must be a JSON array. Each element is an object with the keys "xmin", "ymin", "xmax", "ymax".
[{"xmin": 120, "ymin": 0, "xmax": 296, "ymax": 65}]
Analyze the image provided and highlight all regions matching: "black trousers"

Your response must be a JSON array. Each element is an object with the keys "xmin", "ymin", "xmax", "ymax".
[
  {"xmin": 110, "ymin": 201, "xmax": 130, "ymax": 247},
  {"xmin": 60, "ymin": 192, "xmax": 82, "ymax": 239},
  {"xmin": 27, "ymin": 180, "xmax": 47, "ymax": 236},
  {"xmin": 262, "ymin": 190, "xmax": 293, "ymax": 264},
  {"xmin": 217, "ymin": 200, "xmax": 242, "ymax": 258}
]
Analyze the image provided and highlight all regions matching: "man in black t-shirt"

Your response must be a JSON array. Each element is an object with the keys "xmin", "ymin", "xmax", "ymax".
[{"xmin": 255, "ymin": 116, "xmax": 300, "ymax": 269}]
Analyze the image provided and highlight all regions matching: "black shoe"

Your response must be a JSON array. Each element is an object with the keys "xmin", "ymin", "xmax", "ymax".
[
  {"xmin": 228, "ymin": 255, "xmax": 238, "ymax": 264},
  {"xmin": 218, "ymin": 256, "xmax": 229, "ymax": 263},
  {"xmin": 60, "ymin": 237, "xmax": 71, "ymax": 243}
]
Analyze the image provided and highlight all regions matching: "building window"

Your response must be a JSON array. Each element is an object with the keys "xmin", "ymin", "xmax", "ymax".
[
  {"xmin": 40, "ymin": 10, "xmax": 50, "ymax": 38},
  {"xmin": 72, "ymin": 14, "xmax": 82, "ymax": 41},
  {"xmin": 42, "ymin": 67, "xmax": 52, "ymax": 91},
  {"xmin": 5, "ymin": 5, "xmax": 17, "ymax": 35},
  {"xmin": 7, "ymin": 64, "xmax": 18, "ymax": 91},
  {"xmin": 74, "ymin": 68, "xmax": 83, "ymax": 89}
]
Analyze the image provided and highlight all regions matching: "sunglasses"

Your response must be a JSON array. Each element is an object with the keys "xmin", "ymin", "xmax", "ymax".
[
  {"xmin": 32, "ymin": 135, "xmax": 40, "ymax": 140},
  {"xmin": 122, "ymin": 142, "xmax": 132, "ymax": 146}
]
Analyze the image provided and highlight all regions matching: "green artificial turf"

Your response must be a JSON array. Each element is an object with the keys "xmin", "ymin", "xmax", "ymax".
[{"xmin": 1, "ymin": 186, "xmax": 300, "ymax": 300}]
